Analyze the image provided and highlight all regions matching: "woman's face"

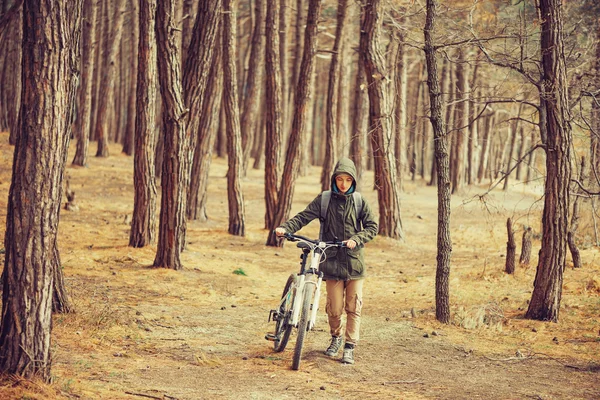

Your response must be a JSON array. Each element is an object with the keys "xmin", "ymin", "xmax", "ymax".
[{"xmin": 335, "ymin": 174, "xmax": 354, "ymax": 194}]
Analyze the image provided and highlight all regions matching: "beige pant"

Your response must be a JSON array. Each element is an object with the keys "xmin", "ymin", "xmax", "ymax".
[{"xmin": 325, "ymin": 279, "xmax": 364, "ymax": 345}]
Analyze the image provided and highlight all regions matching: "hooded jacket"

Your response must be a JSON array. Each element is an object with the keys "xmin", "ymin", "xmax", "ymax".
[{"xmin": 279, "ymin": 158, "xmax": 378, "ymax": 280}]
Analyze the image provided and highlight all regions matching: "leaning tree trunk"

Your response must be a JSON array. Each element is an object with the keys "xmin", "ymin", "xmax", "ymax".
[
  {"xmin": 72, "ymin": 0, "xmax": 97, "ymax": 166},
  {"xmin": 320, "ymin": 0, "xmax": 348, "ymax": 191},
  {"xmin": 424, "ymin": 0, "xmax": 452, "ymax": 324},
  {"xmin": 93, "ymin": 0, "xmax": 126, "ymax": 157},
  {"xmin": 222, "ymin": 0, "xmax": 246, "ymax": 236},
  {"xmin": 526, "ymin": 0, "xmax": 572, "ymax": 322},
  {"xmin": 266, "ymin": 0, "xmax": 322, "ymax": 246},
  {"xmin": 360, "ymin": 0, "xmax": 404, "ymax": 239},
  {"xmin": 154, "ymin": 0, "xmax": 189, "ymax": 270},
  {"xmin": 0, "ymin": 0, "xmax": 82, "ymax": 381},
  {"xmin": 129, "ymin": 0, "xmax": 158, "ymax": 248},
  {"xmin": 264, "ymin": 0, "xmax": 283, "ymax": 229}
]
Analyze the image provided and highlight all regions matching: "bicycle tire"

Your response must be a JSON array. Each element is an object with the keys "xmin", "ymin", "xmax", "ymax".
[
  {"xmin": 273, "ymin": 274, "xmax": 296, "ymax": 352},
  {"xmin": 291, "ymin": 282, "xmax": 316, "ymax": 370}
]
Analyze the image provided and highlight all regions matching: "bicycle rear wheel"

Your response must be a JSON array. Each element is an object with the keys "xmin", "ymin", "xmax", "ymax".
[
  {"xmin": 291, "ymin": 281, "xmax": 316, "ymax": 370},
  {"xmin": 274, "ymin": 274, "xmax": 296, "ymax": 352}
]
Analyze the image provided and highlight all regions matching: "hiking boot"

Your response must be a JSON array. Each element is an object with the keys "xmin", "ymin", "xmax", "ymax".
[
  {"xmin": 341, "ymin": 347, "xmax": 355, "ymax": 364},
  {"xmin": 324, "ymin": 336, "xmax": 343, "ymax": 357}
]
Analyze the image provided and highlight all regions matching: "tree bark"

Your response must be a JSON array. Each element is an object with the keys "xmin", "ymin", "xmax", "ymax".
[
  {"xmin": 266, "ymin": 0, "xmax": 322, "ymax": 246},
  {"xmin": 424, "ymin": 0, "xmax": 452, "ymax": 324},
  {"xmin": 526, "ymin": 0, "xmax": 572, "ymax": 322},
  {"xmin": 0, "ymin": 0, "xmax": 82, "ymax": 380},
  {"xmin": 505, "ymin": 218, "xmax": 516, "ymax": 274},
  {"xmin": 94, "ymin": 0, "xmax": 126, "ymax": 157},
  {"xmin": 154, "ymin": 0, "xmax": 188, "ymax": 270},
  {"xmin": 320, "ymin": 0, "xmax": 348, "ymax": 191},
  {"xmin": 360, "ymin": 0, "xmax": 404, "ymax": 239},
  {"xmin": 222, "ymin": 0, "xmax": 246, "ymax": 236},
  {"xmin": 122, "ymin": 0, "xmax": 139, "ymax": 156},
  {"xmin": 129, "ymin": 0, "xmax": 158, "ymax": 248},
  {"xmin": 264, "ymin": 0, "xmax": 283, "ymax": 229}
]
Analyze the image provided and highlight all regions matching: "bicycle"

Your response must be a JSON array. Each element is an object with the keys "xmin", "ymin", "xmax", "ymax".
[{"xmin": 265, "ymin": 232, "xmax": 346, "ymax": 370}]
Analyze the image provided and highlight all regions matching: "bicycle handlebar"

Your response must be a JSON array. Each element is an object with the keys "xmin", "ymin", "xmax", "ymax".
[{"xmin": 282, "ymin": 232, "xmax": 346, "ymax": 248}]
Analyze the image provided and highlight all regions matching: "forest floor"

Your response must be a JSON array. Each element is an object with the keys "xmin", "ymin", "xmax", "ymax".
[{"xmin": 0, "ymin": 134, "xmax": 599, "ymax": 399}]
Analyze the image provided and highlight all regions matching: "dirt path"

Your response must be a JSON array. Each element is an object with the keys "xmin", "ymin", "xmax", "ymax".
[{"xmin": 0, "ymin": 138, "xmax": 599, "ymax": 399}]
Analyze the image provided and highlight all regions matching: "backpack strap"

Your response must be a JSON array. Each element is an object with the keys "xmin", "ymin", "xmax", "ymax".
[
  {"xmin": 352, "ymin": 192, "xmax": 363, "ymax": 231},
  {"xmin": 319, "ymin": 191, "xmax": 332, "ymax": 241}
]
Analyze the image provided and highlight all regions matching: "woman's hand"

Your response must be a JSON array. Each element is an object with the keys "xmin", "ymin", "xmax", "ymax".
[
  {"xmin": 275, "ymin": 227, "xmax": 286, "ymax": 237},
  {"xmin": 344, "ymin": 239, "xmax": 357, "ymax": 249}
]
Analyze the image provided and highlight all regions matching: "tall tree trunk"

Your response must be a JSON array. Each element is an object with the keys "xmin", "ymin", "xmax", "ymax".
[
  {"xmin": 394, "ymin": 31, "xmax": 408, "ymax": 188},
  {"xmin": 122, "ymin": 0, "xmax": 139, "ymax": 156},
  {"xmin": 568, "ymin": 157, "xmax": 588, "ymax": 268},
  {"xmin": 467, "ymin": 64, "xmax": 479, "ymax": 185},
  {"xmin": 222, "ymin": 0, "xmax": 246, "ymax": 236},
  {"xmin": 1, "ymin": 0, "xmax": 22, "ymax": 145},
  {"xmin": 526, "ymin": 0, "xmax": 572, "ymax": 322},
  {"xmin": 187, "ymin": 48, "xmax": 223, "ymax": 222},
  {"xmin": 129, "ymin": 0, "xmax": 158, "ymax": 248},
  {"xmin": 360, "ymin": 0, "xmax": 404, "ymax": 239},
  {"xmin": 503, "ymin": 103, "xmax": 524, "ymax": 190},
  {"xmin": 241, "ymin": 0, "xmax": 265, "ymax": 174},
  {"xmin": 266, "ymin": 0, "xmax": 322, "ymax": 246},
  {"xmin": 94, "ymin": 0, "xmax": 126, "ymax": 157},
  {"xmin": 0, "ymin": 0, "xmax": 82, "ymax": 380},
  {"xmin": 351, "ymin": 59, "xmax": 368, "ymax": 183},
  {"xmin": 424, "ymin": 0, "xmax": 452, "ymax": 324},
  {"xmin": 591, "ymin": 23, "xmax": 600, "ymax": 189},
  {"xmin": 451, "ymin": 48, "xmax": 469, "ymax": 194},
  {"xmin": 264, "ymin": 0, "xmax": 283, "ymax": 229},
  {"xmin": 181, "ymin": 0, "xmax": 221, "ymax": 224},
  {"xmin": 154, "ymin": 0, "xmax": 188, "ymax": 270},
  {"xmin": 477, "ymin": 111, "xmax": 495, "ymax": 183},
  {"xmin": 279, "ymin": 0, "xmax": 290, "ymax": 126},
  {"xmin": 73, "ymin": 0, "xmax": 97, "ymax": 166},
  {"xmin": 320, "ymin": 0, "xmax": 348, "ymax": 191}
]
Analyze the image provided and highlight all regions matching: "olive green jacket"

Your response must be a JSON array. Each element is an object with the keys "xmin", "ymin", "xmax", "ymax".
[{"xmin": 279, "ymin": 158, "xmax": 378, "ymax": 281}]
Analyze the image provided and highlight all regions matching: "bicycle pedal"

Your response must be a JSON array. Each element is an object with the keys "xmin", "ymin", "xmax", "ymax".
[{"xmin": 265, "ymin": 333, "xmax": 278, "ymax": 342}]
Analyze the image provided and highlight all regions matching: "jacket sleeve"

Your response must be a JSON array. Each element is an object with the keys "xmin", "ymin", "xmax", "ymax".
[
  {"xmin": 278, "ymin": 194, "xmax": 322, "ymax": 234},
  {"xmin": 350, "ymin": 197, "xmax": 378, "ymax": 247}
]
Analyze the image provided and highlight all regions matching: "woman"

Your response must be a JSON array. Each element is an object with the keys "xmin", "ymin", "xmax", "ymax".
[{"xmin": 276, "ymin": 158, "xmax": 378, "ymax": 364}]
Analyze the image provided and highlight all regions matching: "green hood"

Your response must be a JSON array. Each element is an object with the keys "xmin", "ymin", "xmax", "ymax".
[{"xmin": 331, "ymin": 158, "xmax": 358, "ymax": 194}]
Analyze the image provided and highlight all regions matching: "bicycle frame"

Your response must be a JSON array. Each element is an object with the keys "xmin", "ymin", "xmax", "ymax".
[{"xmin": 274, "ymin": 234, "xmax": 343, "ymax": 330}]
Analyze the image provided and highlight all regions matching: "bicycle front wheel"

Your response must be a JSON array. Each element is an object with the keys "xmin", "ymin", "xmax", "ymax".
[
  {"xmin": 291, "ymin": 282, "xmax": 316, "ymax": 370},
  {"xmin": 274, "ymin": 274, "xmax": 296, "ymax": 352}
]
